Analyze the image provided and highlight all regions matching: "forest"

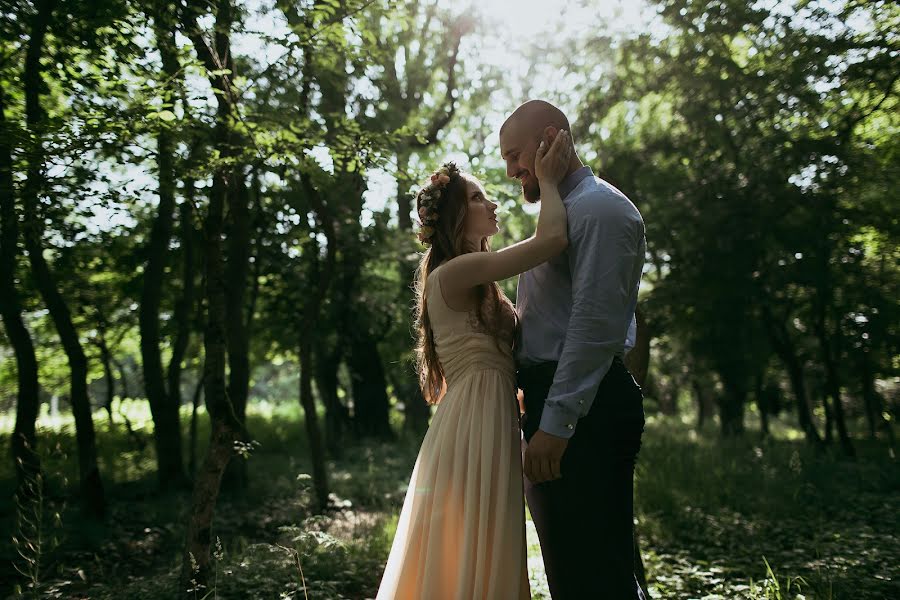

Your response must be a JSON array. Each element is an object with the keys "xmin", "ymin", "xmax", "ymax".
[{"xmin": 0, "ymin": 0, "xmax": 897, "ymax": 598}]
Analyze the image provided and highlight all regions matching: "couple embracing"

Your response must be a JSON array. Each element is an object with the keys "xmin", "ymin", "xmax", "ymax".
[{"xmin": 376, "ymin": 100, "xmax": 647, "ymax": 600}]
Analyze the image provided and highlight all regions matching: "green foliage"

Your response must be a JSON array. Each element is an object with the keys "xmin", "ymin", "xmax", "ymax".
[{"xmin": 575, "ymin": 0, "xmax": 900, "ymax": 433}]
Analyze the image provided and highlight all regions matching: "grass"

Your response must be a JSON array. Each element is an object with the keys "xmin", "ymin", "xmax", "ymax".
[
  {"xmin": 1, "ymin": 399, "xmax": 897, "ymax": 599},
  {"xmin": 636, "ymin": 414, "xmax": 899, "ymax": 599}
]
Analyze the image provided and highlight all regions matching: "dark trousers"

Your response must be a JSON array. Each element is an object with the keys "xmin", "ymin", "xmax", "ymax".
[{"xmin": 519, "ymin": 356, "xmax": 645, "ymax": 600}]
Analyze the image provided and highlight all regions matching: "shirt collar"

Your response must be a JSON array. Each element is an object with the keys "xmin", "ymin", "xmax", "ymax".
[{"xmin": 558, "ymin": 166, "xmax": 594, "ymax": 200}]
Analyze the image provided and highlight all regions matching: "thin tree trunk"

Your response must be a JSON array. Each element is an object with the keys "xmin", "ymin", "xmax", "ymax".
[
  {"xmin": 784, "ymin": 359, "xmax": 820, "ymax": 444},
  {"xmin": 21, "ymin": 0, "xmax": 105, "ymax": 517},
  {"xmin": 659, "ymin": 388, "xmax": 678, "ymax": 416},
  {"xmin": 222, "ymin": 171, "xmax": 251, "ymax": 491},
  {"xmin": 94, "ymin": 319, "xmax": 116, "ymax": 425},
  {"xmin": 180, "ymin": 161, "xmax": 239, "ymax": 595},
  {"xmin": 295, "ymin": 174, "xmax": 334, "ymax": 511},
  {"xmin": 692, "ymin": 378, "xmax": 708, "ymax": 431},
  {"xmin": 113, "ymin": 359, "xmax": 147, "ymax": 451},
  {"xmin": 245, "ymin": 169, "xmax": 263, "ymax": 334},
  {"xmin": 0, "ymin": 85, "xmax": 42, "ymax": 495},
  {"xmin": 299, "ymin": 336, "xmax": 330, "ymax": 511},
  {"xmin": 115, "ymin": 358, "xmax": 132, "ymax": 400},
  {"xmin": 861, "ymin": 355, "xmax": 878, "ymax": 440},
  {"xmin": 189, "ymin": 369, "xmax": 204, "ymax": 478},
  {"xmin": 822, "ymin": 389, "xmax": 835, "ymax": 444},
  {"xmin": 763, "ymin": 310, "xmax": 821, "ymax": 444},
  {"xmin": 141, "ymin": 0, "xmax": 187, "ymax": 490},
  {"xmin": 180, "ymin": 1, "xmax": 245, "ymax": 593},
  {"xmin": 168, "ymin": 198, "xmax": 197, "ymax": 432},
  {"xmin": 858, "ymin": 352, "xmax": 894, "ymax": 448},
  {"xmin": 814, "ymin": 310, "xmax": 855, "ymax": 457},
  {"xmin": 314, "ymin": 342, "xmax": 350, "ymax": 457},
  {"xmin": 717, "ymin": 373, "xmax": 746, "ymax": 436},
  {"xmin": 754, "ymin": 374, "xmax": 770, "ymax": 437}
]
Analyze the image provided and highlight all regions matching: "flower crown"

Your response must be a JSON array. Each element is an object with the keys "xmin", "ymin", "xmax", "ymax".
[{"xmin": 415, "ymin": 162, "xmax": 460, "ymax": 246}]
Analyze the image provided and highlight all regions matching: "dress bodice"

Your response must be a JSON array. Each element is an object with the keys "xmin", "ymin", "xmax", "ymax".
[{"xmin": 425, "ymin": 266, "xmax": 517, "ymax": 389}]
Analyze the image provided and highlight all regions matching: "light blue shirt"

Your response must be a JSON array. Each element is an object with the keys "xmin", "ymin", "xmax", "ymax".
[{"xmin": 516, "ymin": 166, "xmax": 646, "ymax": 439}]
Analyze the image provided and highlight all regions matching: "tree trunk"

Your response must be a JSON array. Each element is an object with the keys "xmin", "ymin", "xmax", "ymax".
[
  {"xmin": 785, "ymin": 359, "xmax": 821, "ymax": 444},
  {"xmin": 659, "ymin": 388, "xmax": 678, "ymax": 416},
  {"xmin": 299, "ymin": 337, "xmax": 330, "ymax": 511},
  {"xmin": 692, "ymin": 378, "xmax": 709, "ymax": 431},
  {"xmin": 861, "ymin": 355, "xmax": 878, "ymax": 440},
  {"xmin": 94, "ymin": 318, "xmax": 116, "ymax": 425},
  {"xmin": 180, "ymin": 159, "xmax": 240, "ymax": 595},
  {"xmin": 180, "ymin": 0, "xmax": 246, "ymax": 593},
  {"xmin": 402, "ymin": 369, "xmax": 431, "ymax": 436},
  {"xmin": 115, "ymin": 358, "xmax": 132, "ymax": 400},
  {"xmin": 245, "ymin": 169, "xmax": 263, "ymax": 334},
  {"xmin": 348, "ymin": 331, "xmax": 394, "ymax": 439},
  {"xmin": 168, "ymin": 198, "xmax": 197, "ymax": 435},
  {"xmin": 21, "ymin": 0, "xmax": 105, "ymax": 517},
  {"xmin": 294, "ymin": 187, "xmax": 333, "ymax": 510},
  {"xmin": 314, "ymin": 342, "xmax": 350, "ymax": 457},
  {"xmin": 762, "ymin": 306, "xmax": 822, "ymax": 444},
  {"xmin": 0, "ymin": 85, "xmax": 42, "ymax": 495},
  {"xmin": 858, "ymin": 352, "xmax": 894, "ymax": 449},
  {"xmin": 189, "ymin": 368, "xmax": 205, "ymax": 478},
  {"xmin": 142, "ymin": 0, "xmax": 188, "ymax": 490},
  {"xmin": 222, "ymin": 171, "xmax": 252, "ymax": 491},
  {"xmin": 717, "ymin": 374, "xmax": 746, "ymax": 436},
  {"xmin": 822, "ymin": 389, "xmax": 835, "ymax": 444},
  {"xmin": 814, "ymin": 313, "xmax": 855, "ymax": 457},
  {"xmin": 114, "ymin": 358, "xmax": 147, "ymax": 451},
  {"xmin": 754, "ymin": 374, "xmax": 770, "ymax": 437},
  {"xmin": 292, "ymin": 173, "xmax": 336, "ymax": 509}
]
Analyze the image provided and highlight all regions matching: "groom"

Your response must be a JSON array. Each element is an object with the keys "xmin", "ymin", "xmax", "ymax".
[{"xmin": 501, "ymin": 100, "xmax": 647, "ymax": 599}]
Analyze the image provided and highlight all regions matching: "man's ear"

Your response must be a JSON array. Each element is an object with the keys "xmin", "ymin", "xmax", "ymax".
[{"xmin": 543, "ymin": 126, "xmax": 559, "ymax": 145}]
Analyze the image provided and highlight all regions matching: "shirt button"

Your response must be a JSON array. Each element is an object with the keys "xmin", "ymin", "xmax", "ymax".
[
  {"xmin": 578, "ymin": 400, "xmax": 584, "ymax": 405},
  {"xmin": 566, "ymin": 424, "xmax": 574, "ymax": 430}
]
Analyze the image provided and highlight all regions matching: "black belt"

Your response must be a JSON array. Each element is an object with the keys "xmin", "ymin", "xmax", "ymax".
[{"xmin": 518, "ymin": 355, "xmax": 624, "ymax": 384}]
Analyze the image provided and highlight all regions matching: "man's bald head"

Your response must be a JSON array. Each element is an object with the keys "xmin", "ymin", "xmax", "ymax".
[
  {"xmin": 499, "ymin": 100, "xmax": 576, "ymax": 203},
  {"xmin": 500, "ymin": 99, "xmax": 571, "ymax": 139}
]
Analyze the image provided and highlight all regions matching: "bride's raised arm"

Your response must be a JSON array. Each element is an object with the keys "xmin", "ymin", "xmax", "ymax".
[{"xmin": 440, "ymin": 129, "xmax": 573, "ymax": 291}]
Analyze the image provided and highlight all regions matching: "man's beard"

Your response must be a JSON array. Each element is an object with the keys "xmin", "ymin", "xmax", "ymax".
[{"xmin": 522, "ymin": 176, "xmax": 541, "ymax": 203}]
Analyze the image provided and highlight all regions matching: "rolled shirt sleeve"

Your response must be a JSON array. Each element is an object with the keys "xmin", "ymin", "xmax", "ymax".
[{"xmin": 538, "ymin": 196, "xmax": 644, "ymax": 439}]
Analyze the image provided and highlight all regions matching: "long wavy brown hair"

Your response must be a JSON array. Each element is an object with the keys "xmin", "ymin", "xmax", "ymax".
[{"xmin": 413, "ymin": 163, "xmax": 515, "ymax": 404}]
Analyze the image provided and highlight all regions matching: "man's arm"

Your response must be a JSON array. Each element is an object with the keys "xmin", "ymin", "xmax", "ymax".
[{"xmin": 538, "ymin": 195, "xmax": 644, "ymax": 438}]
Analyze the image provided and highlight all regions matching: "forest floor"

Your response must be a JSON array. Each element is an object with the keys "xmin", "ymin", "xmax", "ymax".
[{"xmin": 1, "ymin": 400, "xmax": 898, "ymax": 599}]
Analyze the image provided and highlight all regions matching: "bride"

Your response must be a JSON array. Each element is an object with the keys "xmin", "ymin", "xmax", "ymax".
[{"xmin": 376, "ymin": 130, "xmax": 573, "ymax": 599}]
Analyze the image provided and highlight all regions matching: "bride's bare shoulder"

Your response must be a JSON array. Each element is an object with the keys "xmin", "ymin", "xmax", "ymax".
[{"xmin": 429, "ymin": 259, "xmax": 476, "ymax": 312}]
